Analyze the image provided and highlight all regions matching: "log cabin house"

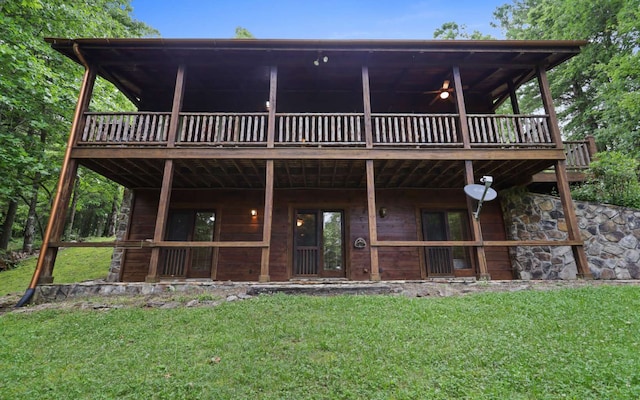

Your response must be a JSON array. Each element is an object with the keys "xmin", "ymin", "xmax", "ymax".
[{"xmin": 36, "ymin": 38, "xmax": 594, "ymax": 284}]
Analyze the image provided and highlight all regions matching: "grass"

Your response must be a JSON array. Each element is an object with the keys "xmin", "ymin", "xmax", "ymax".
[
  {"xmin": 2, "ymin": 286, "xmax": 640, "ymax": 399},
  {"xmin": 0, "ymin": 238, "xmax": 113, "ymax": 296}
]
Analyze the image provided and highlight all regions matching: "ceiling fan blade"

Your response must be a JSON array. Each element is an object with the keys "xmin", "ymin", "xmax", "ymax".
[{"xmin": 442, "ymin": 80, "xmax": 450, "ymax": 90}]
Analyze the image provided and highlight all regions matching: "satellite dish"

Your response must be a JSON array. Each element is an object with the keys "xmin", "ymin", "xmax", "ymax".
[
  {"xmin": 464, "ymin": 176, "xmax": 498, "ymax": 219},
  {"xmin": 464, "ymin": 184, "xmax": 497, "ymax": 201}
]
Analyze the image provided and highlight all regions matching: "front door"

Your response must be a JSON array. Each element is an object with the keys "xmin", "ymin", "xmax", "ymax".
[
  {"xmin": 293, "ymin": 209, "xmax": 345, "ymax": 278},
  {"xmin": 421, "ymin": 210, "xmax": 473, "ymax": 277},
  {"xmin": 162, "ymin": 210, "xmax": 216, "ymax": 279}
]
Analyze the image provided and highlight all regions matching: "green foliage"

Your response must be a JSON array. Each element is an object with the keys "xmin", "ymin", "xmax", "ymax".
[
  {"xmin": 572, "ymin": 151, "xmax": 640, "ymax": 208},
  {"xmin": 2, "ymin": 287, "xmax": 640, "ymax": 398},
  {"xmin": 234, "ymin": 26, "xmax": 255, "ymax": 38},
  {"xmin": 0, "ymin": 1, "xmax": 157, "ymax": 248},
  {"xmin": 433, "ymin": 21, "xmax": 496, "ymax": 39},
  {"xmin": 492, "ymin": 0, "xmax": 640, "ymax": 155}
]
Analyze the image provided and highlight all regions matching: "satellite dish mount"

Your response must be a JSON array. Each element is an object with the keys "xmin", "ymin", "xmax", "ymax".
[{"xmin": 464, "ymin": 176, "xmax": 498, "ymax": 220}]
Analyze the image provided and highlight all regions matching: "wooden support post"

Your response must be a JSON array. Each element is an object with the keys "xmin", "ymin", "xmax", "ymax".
[
  {"xmin": 147, "ymin": 160, "xmax": 174, "ymax": 281},
  {"xmin": 259, "ymin": 160, "xmax": 274, "ymax": 282},
  {"xmin": 267, "ymin": 66, "xmax": 277, "ymax": 148},
  {"xmin": 146, "ymin": 65, "xmax": 186, "ymax": 281},
  {"xmin": 586, "ymin": 135, "xmax": 597, "ymax": 158},
  {"xmin": 508, "ymin": 81, "xmax": 521, "ymax": 114},
  {"xmin": 555, "ymin": 160, "xmax": 592, "ymax": 278},
  {"xmin": 453, "ymin": 65, "xmax": 471, "ymax": 149},
  {"xmin": 464, "ymin": 161, "xmax": 490, "ymax": 280},
  {"xmin": 536, "ymin": 66, "xmax": 563, "ymax": 149},
  {"xmin": 366, "ymin": 160, "xmax": 380, "ymax": 281},
  {"xmin": 362, "ymin": 65, "xmax": 374, "ymax": 148},
  {"xmin": 37, "ymin": 67, "xmax": 97, "ymax": 283},
  {"xmin": 538, "ymin": 66, "xmax": 591, "ymax": 278}
]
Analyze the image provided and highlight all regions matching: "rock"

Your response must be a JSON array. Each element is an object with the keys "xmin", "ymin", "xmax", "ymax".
[
  {"xmin": 619, "ymin": 235, "xmax": 638, "ymax": 249},
  {"xmin": 160, "ymin": 302, "xmax": 179, "ymax": 309},
  {"xmin": 600, "ymin": 268, "xmax": 616, "ymax": 280},
  {"xmin": 186, "ymin": 299, "xmax": 199, "ymax": 307},
  {"xmin": 226, "ymin": 295, "xmax": 239, "ymax": 302}
]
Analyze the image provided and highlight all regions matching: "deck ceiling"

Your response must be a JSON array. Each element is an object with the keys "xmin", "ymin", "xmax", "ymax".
[
  {"xmin": 47, "ymin": 38, "xmax": 586, "ymax": 113},
  {"xmin": 78, "ymin": 158, "xmax": 554, "ymax": 191}
]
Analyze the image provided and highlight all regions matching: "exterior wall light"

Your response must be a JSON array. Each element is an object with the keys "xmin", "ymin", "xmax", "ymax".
[
  {"xmin": 379, "ymin": 207, "xmax": 387, "ymax": 218},
  {"xmin": 251, "ymin": 209, "xmax": 258, "ymax": 217}
]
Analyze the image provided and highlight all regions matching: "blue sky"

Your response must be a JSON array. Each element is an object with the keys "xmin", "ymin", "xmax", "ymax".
[{"xmin": 130, "ymin": 0, "xmax": 506, "ymax": 39}]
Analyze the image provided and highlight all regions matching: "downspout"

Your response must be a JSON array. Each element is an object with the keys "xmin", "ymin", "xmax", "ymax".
[{"xmin": 16, "ymin": 43, "xmax": 91, "ymax": 307}]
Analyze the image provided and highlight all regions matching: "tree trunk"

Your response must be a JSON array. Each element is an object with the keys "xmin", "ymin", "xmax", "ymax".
[
  {"xmin": 105, "ymin": 193, "xmax": 119, "ymax": 237},
  {"xmin": 22, "ymin": 172, "xmax": 41, "ymax": 253},
  {"xmin": 65, "ymin": 176, "xmax": 80, "ymax": 240},
  {"xmin": 0, "ymin": 199, "xmax": 18, "ymax": 250}
]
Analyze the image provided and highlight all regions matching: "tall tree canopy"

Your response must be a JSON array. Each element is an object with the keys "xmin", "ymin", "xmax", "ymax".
[
  {"xmin": 492, "ymin": 0, "xmax": 640, "ymax": 156},
  {"xmin": 0, "ymin": 1, "xmax": 157, "ymax": 250}
]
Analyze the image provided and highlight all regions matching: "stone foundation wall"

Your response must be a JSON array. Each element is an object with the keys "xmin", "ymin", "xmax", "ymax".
[
  {"xmin": 107, "ymin": 189, "xmax": 133, "ymax": 282},
  {"xmin": 502, "ymin": 191, "xmax": 640, "ymax": 280}
]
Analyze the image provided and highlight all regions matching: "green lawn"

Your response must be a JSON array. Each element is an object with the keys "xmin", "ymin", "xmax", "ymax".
[
  {"xmin": 0, "ymin": 241, "xmax": 113, "ymax": 296},
  {"xmin": 2, "ymin": 286, "xmax": 639, "ymax": 399}
]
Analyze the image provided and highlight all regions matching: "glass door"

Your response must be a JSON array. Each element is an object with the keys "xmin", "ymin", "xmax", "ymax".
[
  {"xmin": 421, "ymin": 210, "xmax": 472, "ymax": 277},
  {"xmin": 162, "ymin": 210, "xmax": 215, "ymax": 278},
  {"xmin": 294, "ymin": 209, "xmax": 345, "ymax": 278}
]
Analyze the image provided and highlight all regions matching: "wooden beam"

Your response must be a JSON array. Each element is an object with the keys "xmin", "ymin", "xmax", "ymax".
[
  {"xmin": 146, "ymin": 160, "xmax": 174, "ymax": 281},
  {"xmin": 259, "ymin": 160, "xmax": 274, "ymax": 282},
  {"xmin": 536, "ymin": 66, "xmax": 563, "ymax": 149},
  {"xmin": 464, "ymin": 160, "xmax": 490, "ymax": 280},
  {"xmin": 508, "ymin": 80, "xmax": 521, "ymax": 114},
  {"xmin": 555, "ymin": 160, "xmax": 592, "ymax": 278},
  {"xmin": 166, "ymin": 64, "xmax": 186, "ymax": 147},
  {"xmin": 362, "ymin": 66, "xmax": 374, "ymax": 148},
  {"xmin": 35, "ymin": 67, "xmax": 97, "ymax": 284},
  {"xmin": 366, "ymin": 160, "xmax": 380, "ymax": 281},
  {"xmin": 267, "ymin": 66, "xmax": 277, "ymax": 148},
  {"xmin": 453, "ymin": 65, "xmax": 471, "ymax": 149},
  {"xmin": 72, "ymin": 147, "xmax": 569, "ymax": 161}
]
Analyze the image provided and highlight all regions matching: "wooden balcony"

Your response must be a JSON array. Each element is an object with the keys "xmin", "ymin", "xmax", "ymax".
[{"xmin": 79, "ymin": 112, "xmax": 558, "ymax": 149}]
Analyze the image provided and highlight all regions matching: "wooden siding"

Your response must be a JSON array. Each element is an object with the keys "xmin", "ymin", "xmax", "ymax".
[{"xmin": 121, "ymin": 188, "xmax": 512, "ymax": 281}]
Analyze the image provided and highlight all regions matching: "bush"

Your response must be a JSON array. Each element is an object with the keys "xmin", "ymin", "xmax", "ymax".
[{"xmin": 572, "ymin": 151, "xmax": 640, "ymax": 208}]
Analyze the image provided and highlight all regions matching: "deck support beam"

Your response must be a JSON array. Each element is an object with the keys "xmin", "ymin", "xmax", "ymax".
[
  {"xmin": 366, "ymin": 160, "xmax": 381, "ymax": 281},
  {"xmin": 146, "ymin": 64, "xmax": 186, "ymax": 282},
  {"xmin": 465, "ymin": 161, "xmax": 490, "ymax": 280},
  {"xmin": 537, "ymin": 66, "xmax": 591, "ymax": 279},
  {"xmin": 37, "ymin": 67, "xmax": 96, "ymax": 283},
  {"xmin": 259, "ymin": 160, "xmax": 274, "ymax": 282}
]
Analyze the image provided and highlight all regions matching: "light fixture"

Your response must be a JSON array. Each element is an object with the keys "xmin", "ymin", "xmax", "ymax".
[
  {"xmin": 313, "ymin": 58, "xmax": 320, "ymax": 66},
  {"xmin": 296, "ymin": 218, "xmax": 304, "ymax": 227},
  {"xmin": 322, "ymin": 55, "xmax": 329, "ymax": 63},
  {"xmin": 250, "ymin": 209, "xmax": 258, "ymax": 217},
  {"xmin": 379, "ymin": 207, "xmax": 387, "ymax": 218},
  {"xmin": 439, "ymin": 91, "xmax": 450, "ymax": 100},
  {"xmin": 313, "ymin": 53, "xmax": 329, "ymax": 66},
  {"xmin": 265, "ymin": 100, "xmax": 270, "ymax": 110}
]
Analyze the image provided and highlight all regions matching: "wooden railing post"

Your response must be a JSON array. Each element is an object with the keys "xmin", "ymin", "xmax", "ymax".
[
  {"xmin": 366, "ymin": 160, "xmax": 381, "ymax": 281},
  {"xmin": 147, "ymin": 64, "xmax": 186, "ymax": 281},
  {"xmin": 453, "ymin": 66, "xmax": 471, "ymax": 149},
  {"xmin": 259, "ymin": 160, "xmax": 274, "ymax": 282},
  {"xmin": 586, "ymin": 135, "xmax": 597, "ymax": 158},
  {"xmin": 536, "ymin": 66, "xmax": 563, "ymax": 149},
  {"xmin": 267, "ymin": 66, "xmax": 277, "ymax": 148},
  {"xmin": 362, "ymin": 66, "xmax": 374, "ymax": 149}
]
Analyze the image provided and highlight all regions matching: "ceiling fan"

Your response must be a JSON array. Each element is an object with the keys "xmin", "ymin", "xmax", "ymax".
[{"xmin": 424, "ymin": 80, "xmax": 455, "ymax": 105}]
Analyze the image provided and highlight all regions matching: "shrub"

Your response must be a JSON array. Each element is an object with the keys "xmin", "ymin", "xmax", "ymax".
[{"xmin": 572, "ymin": 151, "xmax": 640, "ymax": 208}]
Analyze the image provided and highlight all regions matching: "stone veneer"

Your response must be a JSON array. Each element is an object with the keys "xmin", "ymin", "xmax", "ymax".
[
  {"xmin": 502, "ymin": 190, "xmax": 640, "ymax": 280},
  {"xmin": 106, "ymin": 188, "xmax": 133, "ymax": 282}
]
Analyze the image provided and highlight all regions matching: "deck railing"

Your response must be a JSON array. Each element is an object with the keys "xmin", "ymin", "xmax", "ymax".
[
  {"xmin": 178, "ymin": 113, "xmax": 268, "ymax": 145},
  {"xmin": 79, "ymin": 111, "xmax": 561, "ymax": 148},
  {"xmin": 372, "ymin": 114, "xmax": 460, "ymax": 146},
  {"xmin": 80, "ymin": 112, "xmax": 170, "ymax": 144},
  {"xmin": 275, "ymin": 113, "xmax": 365, "ymax": 145},
  {"xmin": 564, "ymin": 140, "xmax": 593, "ymax": 169},
  {"xmin": 467, "ymin": 114, "xmax": 552, "ymax": 146}
]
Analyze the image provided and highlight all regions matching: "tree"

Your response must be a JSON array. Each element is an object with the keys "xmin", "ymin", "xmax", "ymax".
[
  {"xmin": 234, "ymin": 26, "xmax": 255, "ymax": 38},
  {"xmin": 492, "ymin": 0, "xmax": 640, "ymax": 156},
  {"xmin": 0, "ymin": 1, "xmax": 157, "ymax": 251},
  {"xmin": 433, "ymin": 22, "xmax": 495, "ymax": 40}
]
